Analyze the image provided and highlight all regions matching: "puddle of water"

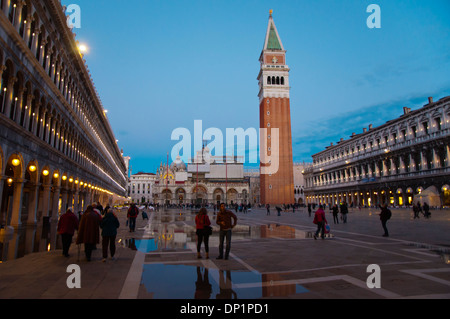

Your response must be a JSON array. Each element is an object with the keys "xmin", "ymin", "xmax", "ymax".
[
  {"xmin": 0, "ymin": 225, "xmax": 55, "ymax": 262},
  {"xmin": 121, "ymin": 238, "xmax": 188, "ymax": 253},
  {"xmin": 140, "ymin": 263, "xmax": 309, "ymax": 299}
]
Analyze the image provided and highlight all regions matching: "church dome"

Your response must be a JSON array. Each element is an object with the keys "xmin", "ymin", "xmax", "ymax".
[{"xmin": 170, "ymin": 155, "xmax": 186, "ymax": 171}]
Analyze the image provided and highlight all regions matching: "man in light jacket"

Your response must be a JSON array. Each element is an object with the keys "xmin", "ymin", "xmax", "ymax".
[{"xmin": 216, "ymin": 203, "xmax": 237, "ymax": 260}]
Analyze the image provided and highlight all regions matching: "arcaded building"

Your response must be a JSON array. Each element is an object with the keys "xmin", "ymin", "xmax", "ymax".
[
  {"xmin": 304, "ymin": 96, "xmax": 450, "ymax": 208},
  {"xmin": 0, "ymin": 0, "xmax": 127, "ymax": 246}
]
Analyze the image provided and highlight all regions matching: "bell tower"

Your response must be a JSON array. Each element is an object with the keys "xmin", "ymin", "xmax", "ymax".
[{"xmin": 258, "ymin": 10, "xmax": 295, "ymax": 205}]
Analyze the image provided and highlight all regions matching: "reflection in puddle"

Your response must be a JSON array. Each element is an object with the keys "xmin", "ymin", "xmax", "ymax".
[
  {"xmin": 140, "ymin": 263, "xmax": 309, "ymax": 299},
  {"xmin": 122, "ymin": 220, "xmax": 308, "ymax": 255},
  {"xmin": 0, "ymin": 225, "xmax": 54, "ymax": 262},
  {"xmin": 121, "ymin": 238, "xmax": 188, "ymax": 253}
]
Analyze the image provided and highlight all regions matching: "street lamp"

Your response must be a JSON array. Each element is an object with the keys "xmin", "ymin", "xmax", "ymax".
[{"xmin": 78, "ymin": 44, "xmax": 88, "ymax": 54}]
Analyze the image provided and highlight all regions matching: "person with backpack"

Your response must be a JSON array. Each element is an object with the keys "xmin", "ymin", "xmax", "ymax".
[
  {"xmin": 379, "ymin": 204, "xmax": 392, "ymax": 237},
  {"xmin": 127, "ymin": 203, "xmax": 139, "ymax": 232}
]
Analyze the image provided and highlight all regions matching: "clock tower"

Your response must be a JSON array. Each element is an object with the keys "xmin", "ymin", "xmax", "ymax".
[{"xmin": 258, "ymin": 11, "xmax": 295, "ymax": 205}]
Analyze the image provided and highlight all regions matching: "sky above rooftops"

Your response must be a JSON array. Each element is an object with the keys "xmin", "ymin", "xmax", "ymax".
[{"xmin": 62, "ymin": 0, "xmax": 450, "ymax": 173}]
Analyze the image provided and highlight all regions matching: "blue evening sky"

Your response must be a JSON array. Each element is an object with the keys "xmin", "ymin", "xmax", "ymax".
[{"xmin": 62, "ymin": 0, "xmax": 450, "ymax": 174}]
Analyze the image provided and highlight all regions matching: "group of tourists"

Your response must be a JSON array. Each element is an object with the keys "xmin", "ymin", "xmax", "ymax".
[
  {"xmin": 413, "ymin": 202, "xmax": 431, "ymax": 219},
  {"xmin": 312, "ymin": 203, "xmax": 392, "ymax": 239},
  {"xmin": 56, "ymin": 202, "xmax": 122, "ymax": 262},
  {"xmin": 195, "ymin": 203, "xmax": 237, "ymax": 260}
]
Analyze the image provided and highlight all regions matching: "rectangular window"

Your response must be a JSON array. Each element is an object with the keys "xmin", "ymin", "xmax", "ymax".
[
  {"xmin": 401, "ymin": 129, "xmax": 406, "ymax": 140},
  {"xmin": 422, "ymin": 122, "xmax": 429, "ymax": 134},
  {"xmin": 435, "ymin": 117, "xmax": 441, "ymax": 131}
]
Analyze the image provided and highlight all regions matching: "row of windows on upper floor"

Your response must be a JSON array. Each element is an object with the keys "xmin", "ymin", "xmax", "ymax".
[
  {"xmin": 307, "ymin": 144, "xmax": 449, "ymax": 186},
  {"xmin": 0, "ymin": 60, "xmax": 122, "ymax": 185},
  {"xmin": 0, "ymin": 0, "xmax": 112, "ymax": 154},
  {"xmin": 313, "ymin": 115, "xmax": 449, "ymax": 166},
  {"xmin": 0, "ymin": 2, "xmax": 125, "ymax": 182}
]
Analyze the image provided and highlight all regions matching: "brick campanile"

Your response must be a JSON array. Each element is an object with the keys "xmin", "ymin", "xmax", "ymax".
[{"xmin": 258, "ymin": 11, "xmax": 295, "ymax": 205}]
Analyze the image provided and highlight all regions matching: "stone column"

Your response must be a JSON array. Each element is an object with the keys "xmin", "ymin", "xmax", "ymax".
[
  {"xmin": 50, "ymin": 116, "xmax": 56, "ymax": 147},
  {"xmin": 409, "ymin": 153, "xmax": 416, "ymax": 172},
  {"xmin": 446, "ymin": 145, "xmax": 450, "ymax": 167},
  {"xmin": 1, "ymin": 0, "xmax": 10, "ymax": 15},
  {"xmin": 23, "ymin": 14, "xmax": 33, "ymax": 45},
  {"xmin": 31, "ymin": 28, "xmax": 40, "ymax": 56},
  {"xmin": 3, "ymin": 76, "xmax": 17, "ymax": 118},
  {"xmin": 26, "ymin": 183, "xmax": 40, "ymax": 225},
  {"xmin": 39, "ymin": 39, "xmax": 47, "ymax": 66},
  {"xmin": 382, "ymin": 159, "xmax": 388, "ymax": 176},
  {"xmin": 399, "ymin": 156, "xmax": 406, "ymax": 174},
  {"xmin": 9, "ymin": 178, "xmax": 25, "ymax": 229},
  {"xmin": 0, "ymin": 176, "xmax": 5, "ymax": 225},
  {"xmin": 23, "ymin": 93, "xmax": 33, "ymax": 129},
  {"xmin": 13, "ymin": 1, "xmax": 25, "ymax": 32},
  {"xmin": 390, "ymin": 158, "xmax": 396, "ymax": 175},
  {"xmin": 41, "ymin": 184, "xmax": 52, "ymax": 218},
  {"xmin": 421, "ymin": 151, "xmax": 428, "ymax": 171},
  {"xmin": 73, "ymin": 189, "xmax": 80, "ymax": 213},
  {"xmin": 432, "ymin": 148, "xmax": 440, "ymax": 169},
  {"xmin": 50, "ymin": 185, "xmax": 61, "ymax": 251},
  {"xmin": 14, "ymin": 88, "xmax": 24, "ymax": 125}
]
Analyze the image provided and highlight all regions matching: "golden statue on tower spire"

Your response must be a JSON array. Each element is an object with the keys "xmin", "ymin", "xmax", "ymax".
[{"xmin": 269, "ymin": 9, "xmax": 273, "ymax": 16}]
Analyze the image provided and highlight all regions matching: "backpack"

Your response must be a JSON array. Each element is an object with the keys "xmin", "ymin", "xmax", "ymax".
[
  {"xmin": 128, "ymin": 206, "xmax": 138, "ymax": 218},
  {"xmin": 386, "ymin": 209, "xmax": 392, "ymax": 220}
]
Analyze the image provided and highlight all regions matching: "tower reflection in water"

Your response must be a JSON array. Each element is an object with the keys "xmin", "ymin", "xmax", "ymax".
[{"xmin": 140, "ymin": 263, "xmax": 308, "ymax": 299}]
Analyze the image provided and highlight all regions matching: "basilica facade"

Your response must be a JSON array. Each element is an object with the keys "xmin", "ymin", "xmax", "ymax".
[{"xmin": 152, "ymin": 148, "xmax": 249, "ymax": 206}]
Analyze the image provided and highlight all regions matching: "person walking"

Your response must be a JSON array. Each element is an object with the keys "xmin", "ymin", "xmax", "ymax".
[
  {"xmin": 413, "ymin": 203, "xmax": 419, "ymax": 219},
  {"xmin": 423, "ymin": 202, "xmax": 431, "ymax": 219},
  {"xmin": 308, "ymin": 204, "xmax": 312, "ymax": 217},
  {"xmin": 57, "ymin": 208, "xmax": 79, "ymax": 257},
  {"xmin": 313, "ymin": 205, "xmax": 328, "ymax": 240},
  {"xmin": 379, "ymin": 204, "xmax": 392, "ymax": 237},
  {"xmin": 76, "ymin": 205, "xmax": 101, "ymax": 261},
  {"xmin": 216, "ymin": 203, "xmax": 237, "ymax": 260},
  {"xmin": 275, "ymin": 206, "xmax": 282, "ymax": 216},
  {"xmin": 195, "ymin": 207, "xmax": 212, "ymax": 259},
  {"xmin": 127, "ymin": 203, "xmax": 139, "ymax": 232},
  {"xmin": 100, "ymin": 207, "xmax": 120, "ymax": 262},
  {"xmin": 340, "ymin": 202, "xmax": 349, "ymax": 223},
  {"xmin": 417, "ymin": 202, "xmax": 423, "ymax": 218},
  {"xmin": 266, "ymin": 204, "xmax": 270, "ymax": 215},
  {"xmin": 332, "ymin": 204, "xmax": 339, "ymax": 224}
]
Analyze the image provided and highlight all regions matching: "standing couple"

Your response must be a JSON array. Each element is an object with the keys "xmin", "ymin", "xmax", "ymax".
[{"xmin": 195, "ymin": 203, "xmax": 237, "ymax": 260}]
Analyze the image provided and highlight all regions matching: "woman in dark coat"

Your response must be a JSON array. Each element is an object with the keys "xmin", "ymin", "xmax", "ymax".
[
  {"xmin": 195, "ymin": 207, "xmax": 211, "ymax": 259},
  {"xmin": 57, "ymin": 208, "xmax": 79, "ymax": 257},
  {"xmin": 76, "ymin": 205, "xmax": 101, "ymax": 261},
  {"xmin": 100, "ymin": 207, "xmax": 120, "ymax": 262}
]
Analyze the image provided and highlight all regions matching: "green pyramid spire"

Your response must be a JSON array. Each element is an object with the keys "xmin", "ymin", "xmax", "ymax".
[{"xmin": 267, "ymin": 24, "xmax": 282, "ymax": 50}]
